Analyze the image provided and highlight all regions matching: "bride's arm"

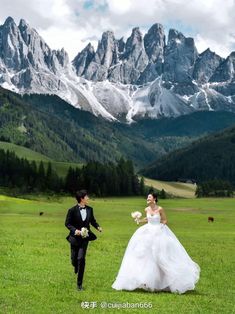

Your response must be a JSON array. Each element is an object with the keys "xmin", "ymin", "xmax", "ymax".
[
  {"xmin": 138, "ymin": 207, "xmax": 148, "ymax": 223},
  {"xmin": 159, "ymin": 207, "xmax": 167, "ymax": 224},
  {"xmin": 138, "ymin": 217, "xmax": 148, "ymax": 223}
]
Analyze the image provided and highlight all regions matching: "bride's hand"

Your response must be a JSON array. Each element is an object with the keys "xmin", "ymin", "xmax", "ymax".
[{"xmin": 136, "ymin": 217, "xmax": 147, "ymax": 224}]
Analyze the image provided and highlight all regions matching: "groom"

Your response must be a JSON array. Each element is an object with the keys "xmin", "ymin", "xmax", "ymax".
[{"xmin": 65, "ymin": 190, "xmax": 102, "ymax": 290}]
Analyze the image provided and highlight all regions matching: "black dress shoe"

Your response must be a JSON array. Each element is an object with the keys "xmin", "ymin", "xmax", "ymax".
[{"xmin": 77, "ymin": 285, "xmax": 84, "ymax": 291}]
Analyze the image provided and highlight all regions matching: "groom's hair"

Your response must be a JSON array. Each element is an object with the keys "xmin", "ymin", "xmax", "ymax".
[{"xmin": 75, "ymin": 190, "xmax": 88, "ymax": 203}]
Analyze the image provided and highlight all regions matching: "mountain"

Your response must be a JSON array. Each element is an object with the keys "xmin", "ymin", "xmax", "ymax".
[
  {"xmin": 2, "ymin": 85, "xmax": 235, "ymax": 167},
  {"xmin": 0, "ymin": 17, "xmax": 235, "ymax": 122},
  {"xmin": 0, "ymin": 86, "xmax": 189, "ymax": 167},
  {"xmin": 141, "ymin": 126, "xmax": 235, "ymax": 184},
  {"xmin": 2, "ymin": 86, "xmax": 235, "ymax": 168}
]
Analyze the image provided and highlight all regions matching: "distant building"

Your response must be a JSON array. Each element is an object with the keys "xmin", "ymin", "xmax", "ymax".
[{"xmin": 178, "ymin": 178, "xmax": 197, "ymax": 184}]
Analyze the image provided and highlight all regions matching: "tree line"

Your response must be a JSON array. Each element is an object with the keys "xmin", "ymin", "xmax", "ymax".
[
  {"xmin": 0, "ymin": 149, "xmax": 145, "ymax": 196},
  {"xmin": 195, "ymin": 179, "xmax": 234, "ymax": 197}
]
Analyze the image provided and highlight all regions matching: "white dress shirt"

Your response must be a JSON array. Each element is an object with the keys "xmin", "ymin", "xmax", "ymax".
[{"xmin": 80, "ymin": 207, "xmax": 87, "ymax": 221}]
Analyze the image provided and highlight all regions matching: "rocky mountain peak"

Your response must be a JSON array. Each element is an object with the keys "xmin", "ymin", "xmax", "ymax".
[
  {"xmin": 210, "ymin": 51, "xmax": 235, "ymax": 83},
  {"xmin": 125, "ymin": 27, "xmax": 143, "ymax": 55},
  {"xmin": 3, "ymin": 16, "xmax": 16, "ymax": 27},
  {"xmin": 144, "ymin": 23, "xmax": 165, "ymax": 61},
  {"xmin": 117, "ymin": 37, "xmax": 125, "ymax": 54},
  {"xmin": 72, "ymin": 43, "xmax": 95, "ymax": 76},
  {"xmin": 193, "ymin": 48, "xmax": 223, "ymax": 83},
  {"xmin": 163, "ymin": 28, "xmax": 198, "ymax": 84},
  {"xmin": 168, "ymin": 29, "xmax": 184, "ymax": 42},
  {"xmin": 1, "ymin": 17, "xmax": 235, "ymax": 122},
  {"xmin": 94, "ymin": 30, "xmax": 117, "ymax": 67},
  {"xmin": 19, "ymin": 18, "xmax": 29, "ymax": 29}
]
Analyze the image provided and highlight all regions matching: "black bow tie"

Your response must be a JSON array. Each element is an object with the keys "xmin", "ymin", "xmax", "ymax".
[{"xmin": 79, "ymin": 206, "xmax": 86, "ymax": 210}]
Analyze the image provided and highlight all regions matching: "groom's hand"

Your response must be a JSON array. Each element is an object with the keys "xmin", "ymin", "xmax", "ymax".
[
  {"xmin": 74, "ymin": 229, "xmax": 81, "ymax": 236},
  {"xmin": 98, "ymin": 227, "xmax": 102, "ymax": 232}
]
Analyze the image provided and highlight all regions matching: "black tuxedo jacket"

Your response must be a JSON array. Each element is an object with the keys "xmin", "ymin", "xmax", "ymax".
[{"xmin": 65, "ymin": 205, "xmax": 100, "ymax": 246}]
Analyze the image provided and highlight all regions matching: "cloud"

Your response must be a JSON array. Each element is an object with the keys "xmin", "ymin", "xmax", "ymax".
[{"xmin": 0, "ymin": 0, "xmax": 235, "ymax": 60}]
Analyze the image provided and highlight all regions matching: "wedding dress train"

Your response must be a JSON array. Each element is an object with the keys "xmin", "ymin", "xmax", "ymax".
[{"xmin": 112, "ymin": 212, "xmax": 200, "ymax": 294}]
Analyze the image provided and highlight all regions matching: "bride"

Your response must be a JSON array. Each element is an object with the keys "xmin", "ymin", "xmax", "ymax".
[{"xmin": 112, "ymin": 192, "xmax": 200, "ymax": 294}]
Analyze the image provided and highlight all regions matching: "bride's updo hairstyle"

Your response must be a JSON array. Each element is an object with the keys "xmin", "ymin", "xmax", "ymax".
[{"xmin": 149, "ymin": 192, "xmax": 158, "ymax": 203}]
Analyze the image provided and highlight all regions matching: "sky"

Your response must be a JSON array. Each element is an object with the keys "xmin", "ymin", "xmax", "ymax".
[{"xmin": 0, "ymin": 0, "xmax": 235, "ymax": 61}]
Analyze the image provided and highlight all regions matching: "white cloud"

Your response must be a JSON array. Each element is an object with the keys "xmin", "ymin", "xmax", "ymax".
[
  {"xmin": 195, "ymin": 34, "xmax": 232, "ymax": 58},
  {"xmin": 108, "ymin": 0, "xmax": 132, "ymax": 14},
  {"xmin": 0, "ymin": 0, "xmax": 235, "ymax": 59}
]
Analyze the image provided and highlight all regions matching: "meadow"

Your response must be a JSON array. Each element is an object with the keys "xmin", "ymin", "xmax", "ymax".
[
  {"xmin": 143, "ymin": 177, "xmax": 197, "ymax": 198},
  {"xmin": 0, "ymin": 195, "xmax": 234, "ymax": 314}
]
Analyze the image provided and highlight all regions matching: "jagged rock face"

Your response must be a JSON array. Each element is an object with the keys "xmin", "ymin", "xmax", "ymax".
[
  {"xmin": 0, "ymin": 17, "xmax": 26, "ymax": 70},
  {"xmin": 193, "ymin": 49, "xmax": 223, "ymax": 84},
  {"xmin": 209, "ymin": 52, "xmax": 235, "ymax": 97},
  {"xmin": 0, "ymin": 16, "xmax": 235, "ymax": 122},
  {"xmin": 73, "ymin": 25, "xmax": 165, "ymax": 85},
  {"xmin": 163, "ymin": 29, "xmax": 198, "ymax": 84},
  {"xmin": 210, "ymin": 52, "xmax": 235, "ymax": 83},
  {"xmin": 0, "ymin": 16, "xmax": 69, "ymax": 90},
  {"xmin": 73, "ymin": 43, "xmax": 95, "ymax": 76},
  {"xmin": 84, "ymin": 31, "xmax": 119, "ymax": 81},
  {"xmin": 80, "ymin": 28, "xmax": 149, "ymax": 84},
  {"xmin": 112, "ymin": 28, "xmax": 148, "ymax": 84},
  {"xmin": 117, "ymin": 37, "xmax": 125, "ymax": 54},
  {"xmin": 123, "ymin": 27, "xmax": 148, "ymax": 71},
  {"xmin": 144, "ymin": 23, "xmax": 165, "ymax": 63},
  {"xmin": 0, "ymin": 17, "xmax": 69, "ymax": 73},
  {"xmin": 136, "ymin": 24, "xmax": 165, "ymax": 85}
]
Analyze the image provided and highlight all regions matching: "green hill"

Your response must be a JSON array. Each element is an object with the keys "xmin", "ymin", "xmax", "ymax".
[
  {"xmin": 144, "ymin": 177, "xmax": 196, "ymax": 198},
  {"xmin": 0, "ymin": 141, "xmax": 81, "ymax": 177},
  {"xmin": 142, "ymin": 125, "xmax": 235, "ymax": 184},
  {"xmin": 0, "ymin": 141, "xmax": 52, "ymax": 161},
  {"xmin": 2, "ymin": 86, "xmax": 235, "ymax": 168},
  {"xmin": 0, "ymin": 87, "xmax": 163, "ymax": 167}
]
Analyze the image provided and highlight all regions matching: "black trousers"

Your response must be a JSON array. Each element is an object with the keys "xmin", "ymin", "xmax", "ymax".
[{"xmin": 70, "ymin": 240, "xmax": 89, "ymax": 286}]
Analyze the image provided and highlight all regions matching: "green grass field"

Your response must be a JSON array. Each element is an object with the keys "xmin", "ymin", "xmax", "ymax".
[{"xmin": 0, "ymin": 195, "xmax": 234, "ymax": 314}]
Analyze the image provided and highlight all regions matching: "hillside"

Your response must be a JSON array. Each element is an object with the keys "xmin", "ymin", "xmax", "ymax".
[
  {"xmin": 0, "ymin": 86, "xmax": 159, "ymax": 167},
  {"xmin": 0, "ymin": 141, "xmax": 52, "ymax": 161},
  {"xmin": 1, "ymin": 87, "xmax": 235, "ymax": 168},
  {"xmin": 144, "ymin": 177, "xmax": 196, "ymax": 198},
  {"xmin": 0, "ymin": 141, "xmax": 81, "ymax": 177},
  {"xmin": 142, "ymin": 126, "xmax": 235, "ymax": 184}
]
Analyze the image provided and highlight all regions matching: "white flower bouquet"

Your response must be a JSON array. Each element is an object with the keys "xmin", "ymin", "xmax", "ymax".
[
  {"xmin": 81, "ymin": 227, "xmax": 89, "ymax": 238},
  {"xmin": 131, "ymin": 211, "xmax": 142, "ymax": 224}
]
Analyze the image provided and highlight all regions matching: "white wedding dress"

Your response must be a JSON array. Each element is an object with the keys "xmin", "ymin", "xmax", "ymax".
[{"xmin": 112, "ymin": 212, "xmax": 200, "ymax": 294}]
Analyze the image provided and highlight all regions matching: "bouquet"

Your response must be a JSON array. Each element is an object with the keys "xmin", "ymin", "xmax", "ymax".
[
  {"xmin": 81, "ymin": 227, "xmax": 89, "ymax": 238},
  {"xmin": 131, "ymin": 211, "xmax": 142, "ymax": 225}
]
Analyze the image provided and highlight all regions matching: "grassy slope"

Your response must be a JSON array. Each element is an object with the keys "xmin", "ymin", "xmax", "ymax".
[
  {"xmin": 144, "ymin": 177, "xmax": 197, "ymax": 198},
  {"xmin": 0, "ymin": 141, "xmax": 52, "ymax": 161},
  {"xmin": 0, "ymin": 195, "xmax": 234, "ymax": 313},
  {"xmin": 0, "ymin": 141, "xmax": 82, "ymax": 177}
]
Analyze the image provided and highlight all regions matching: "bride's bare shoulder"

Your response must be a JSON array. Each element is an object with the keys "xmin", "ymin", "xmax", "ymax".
[{"xmin": 144, "ymin": 207, "xmax": 149, "ymax": 212}]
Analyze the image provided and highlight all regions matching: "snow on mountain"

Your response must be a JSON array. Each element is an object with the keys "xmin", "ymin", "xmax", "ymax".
[{"xmin": 0, "ymin": 16, "xmax": 235, "ymax": 123}]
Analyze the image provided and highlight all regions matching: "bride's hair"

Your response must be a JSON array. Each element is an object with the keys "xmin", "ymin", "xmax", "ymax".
[{"xmin": 150, "ymin": 192, "xmax": 158, "ymax": 203}]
